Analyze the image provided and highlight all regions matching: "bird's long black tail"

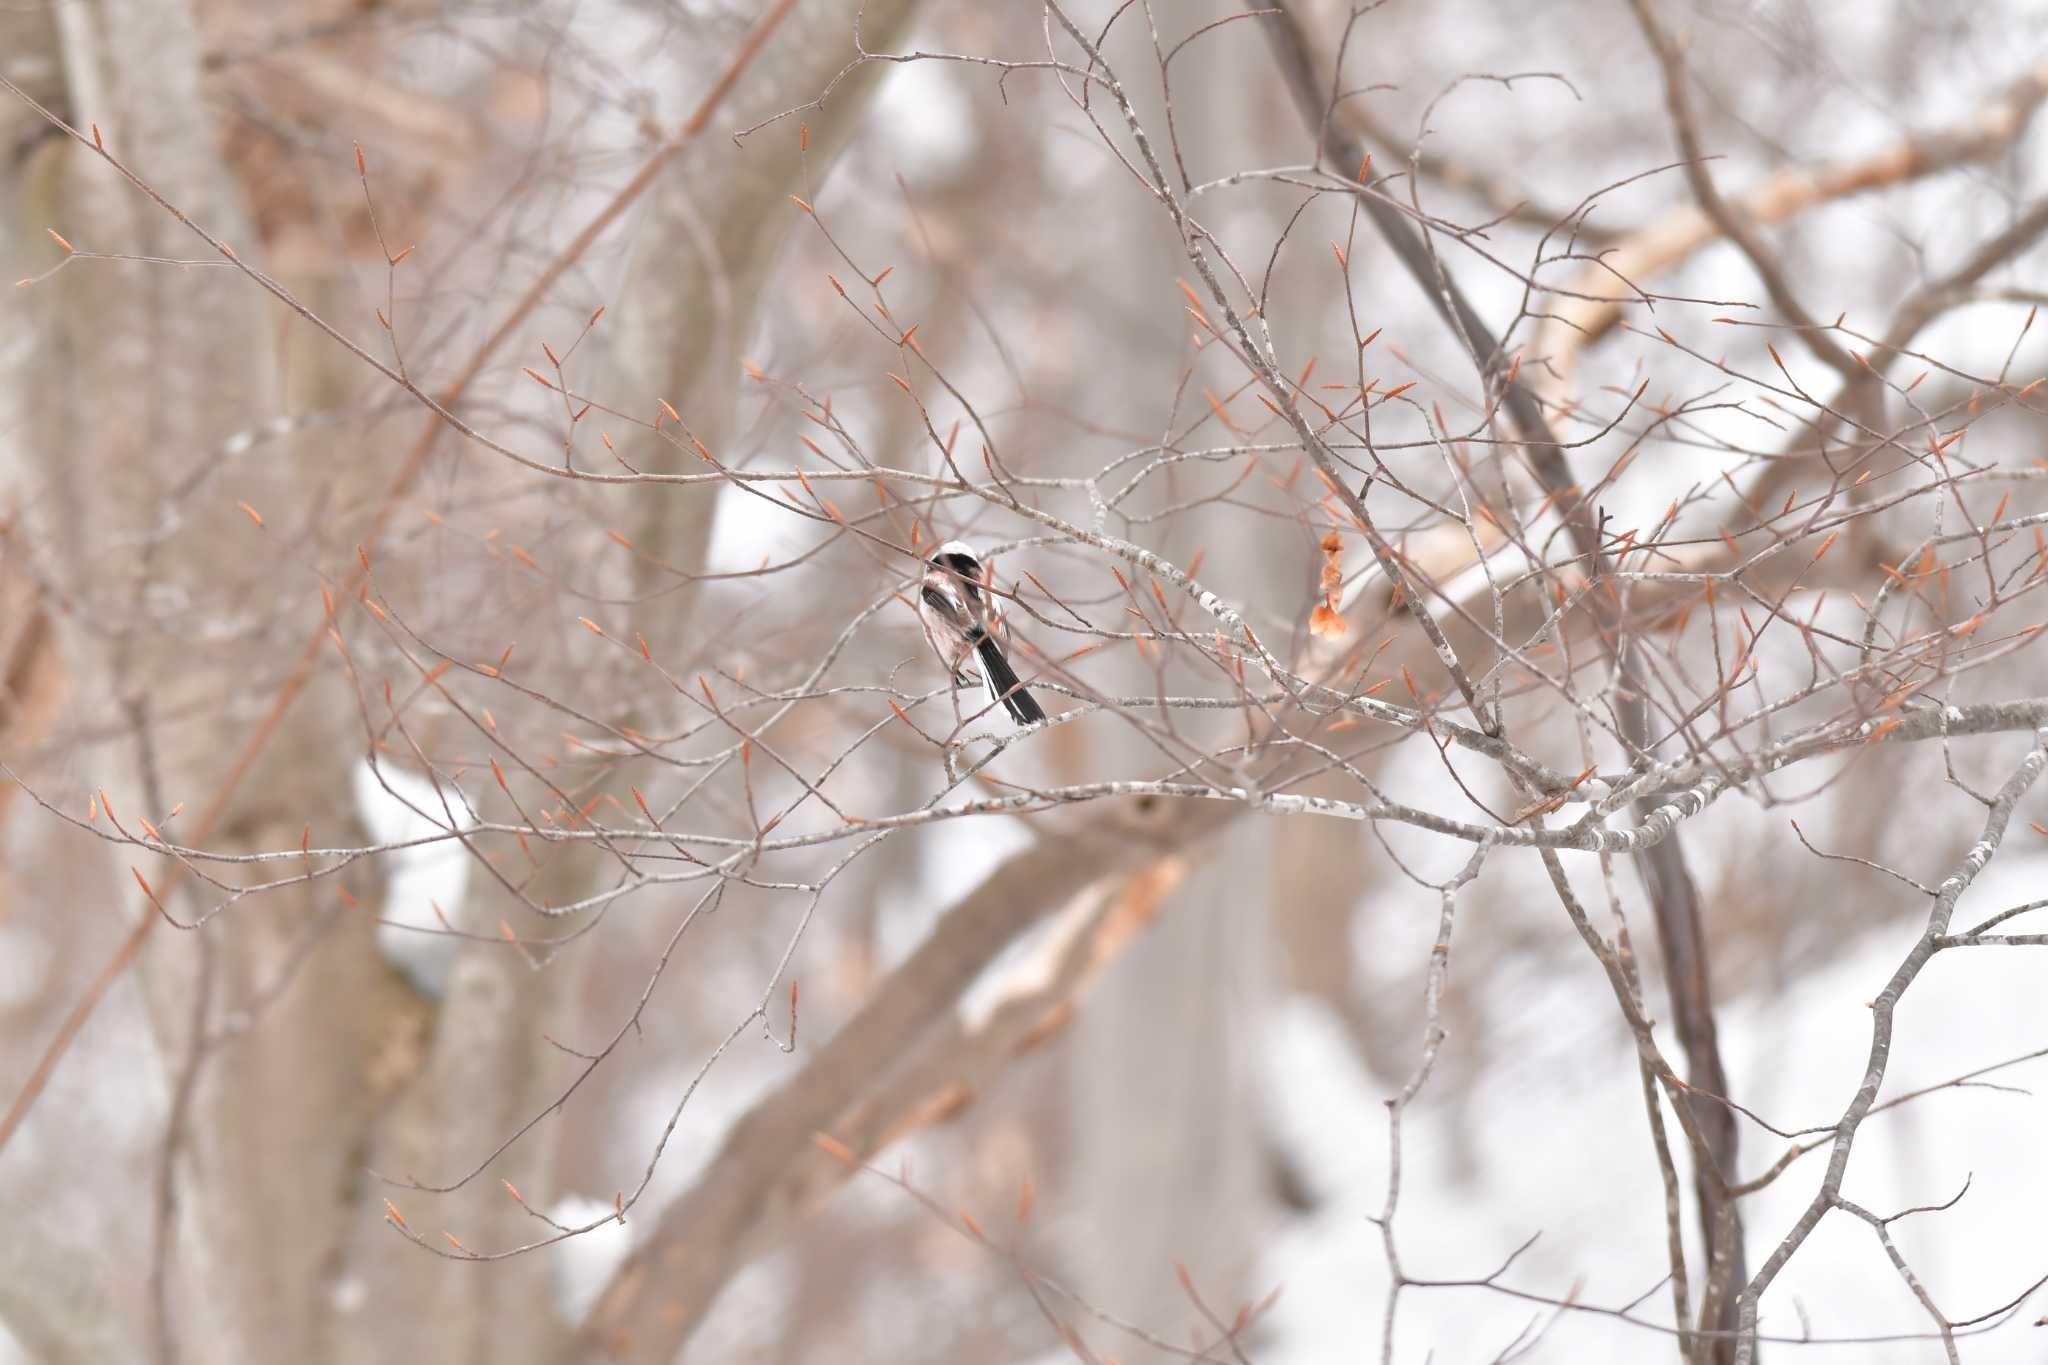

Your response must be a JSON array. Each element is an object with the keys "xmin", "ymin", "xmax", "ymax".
[{"xmin": 973, "ymin": 631, "xmax": 1045, "ymax": 725}]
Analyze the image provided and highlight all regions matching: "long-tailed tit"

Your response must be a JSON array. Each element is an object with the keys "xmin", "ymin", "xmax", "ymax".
[{"xmin": 916, "ymin": 540, "xmax": 1046, "ymax": 725}]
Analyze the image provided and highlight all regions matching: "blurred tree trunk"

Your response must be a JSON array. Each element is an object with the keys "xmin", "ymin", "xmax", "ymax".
[
  {"xmin": 1066, "ymin": 819, "xmax": 1270, "ymax": 1342},
  {"xmin": 1054, "ymin": 6, "xmax": 1301, "ymax": 1342},
  {"xmin": 4, "ymin": 2, "xmax": 378, "ymax": 1360},
  {"xmin": 0, "ymin": 1, "xmax": 917, "ymax": 1360}
]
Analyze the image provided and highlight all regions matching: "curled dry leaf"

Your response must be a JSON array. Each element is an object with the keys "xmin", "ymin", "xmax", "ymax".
[{"xmin": 1308, "ymin": 533, "xmax": 1349, "ymax": 640}]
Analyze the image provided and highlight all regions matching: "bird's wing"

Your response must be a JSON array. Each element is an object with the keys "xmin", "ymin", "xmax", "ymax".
[{"xmin": 920, "ymin": 582, "xmax": 968, "ymax": 628}]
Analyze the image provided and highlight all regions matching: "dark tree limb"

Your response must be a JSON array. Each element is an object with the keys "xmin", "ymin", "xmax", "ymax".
[
  {"xmin": 1625, "ymin": 0, "xmax": 1860, "ymax": 383},
  {"xmin": 1257, "ymin": 6, "xmax": 1748, "ymax": 1356}
]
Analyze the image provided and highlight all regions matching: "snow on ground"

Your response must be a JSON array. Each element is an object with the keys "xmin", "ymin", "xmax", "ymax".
[{"xmin": 1257, "ymin": 850, "xmax": 2048, "ymax": 1362}]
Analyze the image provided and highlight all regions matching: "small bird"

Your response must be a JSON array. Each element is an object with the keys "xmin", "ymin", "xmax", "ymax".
[{"xmin": 916, "ymin": 540, "xmax": 1046, "ymax": 725}]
